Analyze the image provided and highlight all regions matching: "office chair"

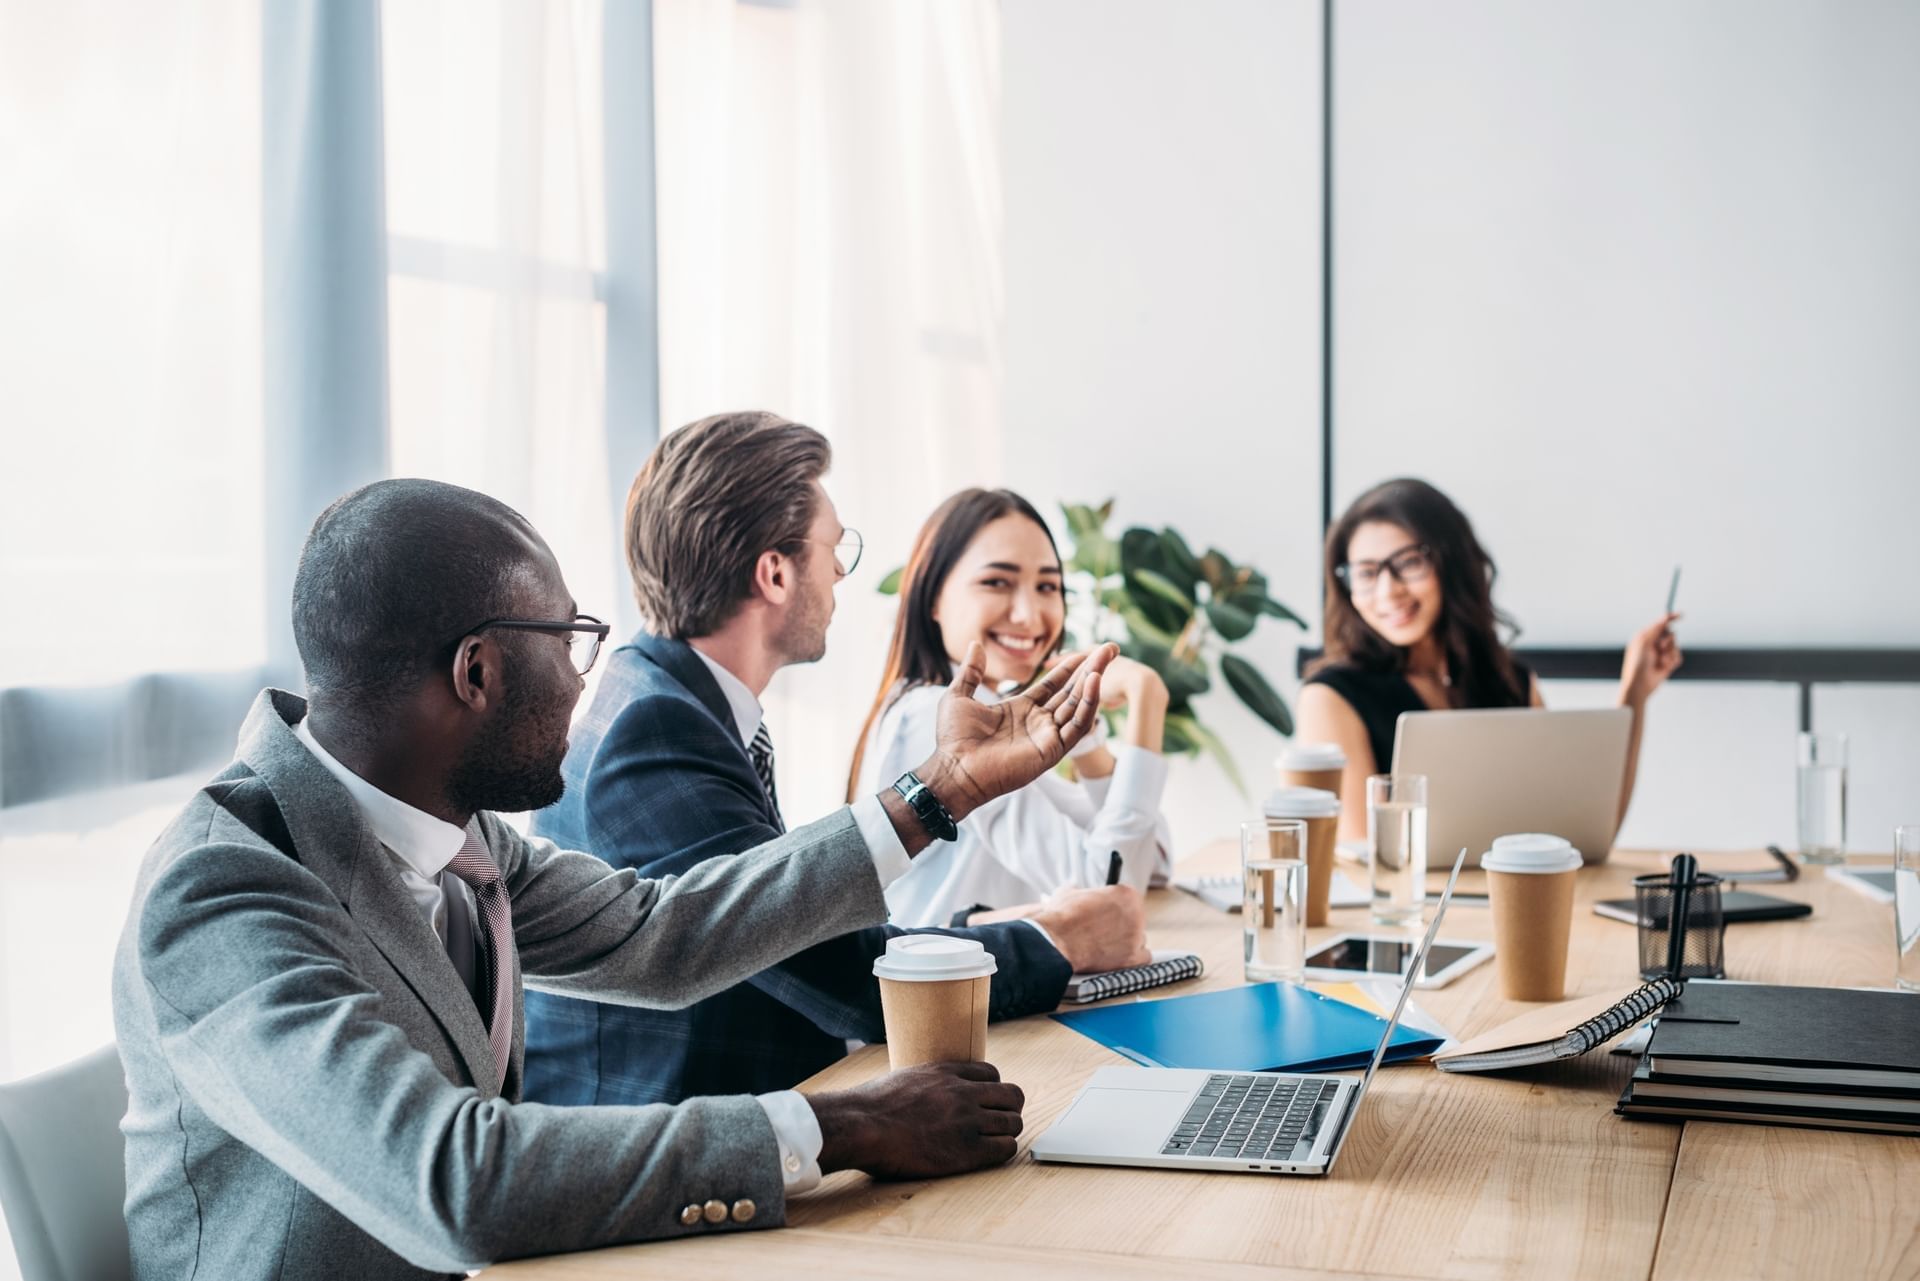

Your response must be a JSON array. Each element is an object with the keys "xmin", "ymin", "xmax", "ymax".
[{"xmin": 0, "ymin": 1045, "xmax": 132, "ymax": 1281}]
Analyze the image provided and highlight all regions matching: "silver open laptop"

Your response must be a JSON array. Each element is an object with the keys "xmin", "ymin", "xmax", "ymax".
[
  {"xmin": 1393, "ymin": 707, "xmax": 1631, "ymax": 867},
  {"xmin": 1031, "ymin": 849, "xmax": 1465, "ymax": 1177}
]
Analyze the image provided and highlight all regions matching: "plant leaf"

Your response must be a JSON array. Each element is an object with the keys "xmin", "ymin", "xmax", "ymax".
[
  {"xmin": 1203, "ymin": 598, "xmax": 1257, "ymax": 641},
  {"xmin": 1235, "ymin": 591, "xmax": 1308, "ymax": 629},
  {"xmin": 1119, "ymin": 526, "xmax": 1161, "ymax": 572},
  {"xmin": 1122, "ymin": 638, "xmax": 1210, "ymax": 701},
  {"xmin": 1198, "ymin": 548, "xmax": 1233, "ymax": 591},
  {"xmin": 1158, "ymin": 528, "xmax": 1201, "ymax": 584},
  {"xmin": 1060, "ymin": 501, "xmax": 1104, "ymax": 541},
  {"xmin": 1067, "ymin": 533, "xmax": 1117, "ymax": 580},
  {"xmin": 1119, "ymin": 527, "xmax": 1187, "ymax": 632},
  {"xmin": 1130, "ymin": 568, "xmax": 1194, "ymax": 610},
  {"xmin": 1220, "ymin": 652, "xmax": 1293, "ymax": 736},
  {"xmin": 1116, "ymin": 601, "xmax": 1180, "ymax": 649},
  {"xmin": 1060, "ymin": 501, "xmax": 1123, "ymax": 579},
  {"xmin": 1160, "ymin": 712, "xmax": 1199, "ymax": 756},
  {"xmin": 877, "ymin": 566, "xmax": 904, "ymax": 595}
]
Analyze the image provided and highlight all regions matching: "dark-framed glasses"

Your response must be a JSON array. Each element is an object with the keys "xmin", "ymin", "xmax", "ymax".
[
  {"xmin": 456, "ymin": 614, "xmax": 611, "ymax": 675},
  {"xmin": 1335, "ymin": 543, "xmax": 1435, "ymax": 595}
]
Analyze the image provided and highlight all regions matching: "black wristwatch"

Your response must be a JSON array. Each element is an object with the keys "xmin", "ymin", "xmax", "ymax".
[{"xmin": 892, "ymin": 770, "xmax": 959, "ymax": 842}]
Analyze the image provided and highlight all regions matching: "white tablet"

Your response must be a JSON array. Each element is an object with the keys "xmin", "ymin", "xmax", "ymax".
[
  {"xmin": 1303, "ymin": 933, "xmax": 1493, "ymax": 989},
  {"xmin": 1173, "ymin": 870, "xmax": 1369, "ymax": 914}
]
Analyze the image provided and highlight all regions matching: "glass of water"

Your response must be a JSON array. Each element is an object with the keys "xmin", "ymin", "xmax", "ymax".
[
  {"xmin": 1896, "ymin": 826, "xmax": 1920, "ymax": 993},
  {"xmin": 1796, "ymin": 732, "xmax": 1848, "ymax": 865},
  {"xmin": 1241, "ymin": 819, "xmax": 1309, "ymax": 983},
  {"xmin": 1368, "ymin": 774, "xmax": 1428, "ymax": 926}
]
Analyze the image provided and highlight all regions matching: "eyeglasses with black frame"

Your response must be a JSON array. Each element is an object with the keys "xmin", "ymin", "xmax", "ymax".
[
  {"xmin": 453, "ymin": 614, "xmax": 611, "ymax": 675},
  {"xmin": 781, "ymin": 528, "xmax": 864, "ymax": 579},
  {"xmin": 1334, "ymin": 543, "xmax": 1435, "ymax": 596}
]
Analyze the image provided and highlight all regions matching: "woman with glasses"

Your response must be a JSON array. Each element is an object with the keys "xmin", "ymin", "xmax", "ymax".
[
  {"xmin": 1296, "ymin": 477, "xmax": 1681, "ymax": 841},
  {"xmin": 848, "ymin": 488, "xmax": 1173, "ymax": 927}
]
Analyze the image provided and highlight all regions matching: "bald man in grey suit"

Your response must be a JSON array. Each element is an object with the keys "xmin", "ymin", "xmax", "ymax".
[{"xmin": 112, "ymin": 478, "xmax": 1114, "ymax": 1280}]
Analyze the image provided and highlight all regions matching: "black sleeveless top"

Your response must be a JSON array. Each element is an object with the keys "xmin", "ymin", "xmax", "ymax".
[{"xmin": 1304, "ymin": 660, "xmax": 1533, "ymax": 776}]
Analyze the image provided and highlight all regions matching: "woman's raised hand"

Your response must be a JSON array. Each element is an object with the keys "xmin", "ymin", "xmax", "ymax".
[{"xmin": 1620, "ymin": 612, "xmax": 1683, "ymax": 706}]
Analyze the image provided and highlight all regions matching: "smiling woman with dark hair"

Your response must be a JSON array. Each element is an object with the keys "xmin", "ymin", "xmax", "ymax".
[
  {"xmin": 851, "ymin": 488, "xmax": 1174, "ymax": 927},
  {"xmin": 1296, "ymin": 477, "xmax": 1682, "ymax": 841}
]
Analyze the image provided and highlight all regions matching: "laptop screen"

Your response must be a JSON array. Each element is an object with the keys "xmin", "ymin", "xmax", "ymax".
[{"xmin": 1326, "ymin": 846, "xmax": 1467, "ymax": 1168}]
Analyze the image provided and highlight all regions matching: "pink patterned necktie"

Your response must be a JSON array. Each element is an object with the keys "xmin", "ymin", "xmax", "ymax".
[{"xmin": 445, "ymin": 833, "xmax": 514, "ymax": 1091}]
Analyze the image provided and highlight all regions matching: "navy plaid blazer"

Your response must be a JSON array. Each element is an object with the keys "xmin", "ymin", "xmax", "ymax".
[{"xmin": 521, "ymin": 632, "xmax": 1072, "ymax": 1106}]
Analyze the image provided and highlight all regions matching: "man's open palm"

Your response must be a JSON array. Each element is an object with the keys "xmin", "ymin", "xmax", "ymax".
[{"xmin": 926, "ymin": 642, "xmax": 1116, "ymax": 818}]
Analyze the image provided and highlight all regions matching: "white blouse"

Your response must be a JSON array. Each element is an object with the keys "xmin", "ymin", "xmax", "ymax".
[{"xmin": 858, "ymin": 679, "xmax": 1174, "ymax": 927}]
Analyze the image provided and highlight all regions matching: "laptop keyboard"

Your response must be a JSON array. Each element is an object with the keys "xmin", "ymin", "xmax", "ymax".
[{"xmin": 1160, "ymin": 1073, "xmax": 1341, "ymax": 1162}]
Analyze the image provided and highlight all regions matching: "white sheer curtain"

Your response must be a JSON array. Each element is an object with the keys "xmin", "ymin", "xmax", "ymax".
[
  {"xmin": 381, "ymin": 0, "xmax": 626, "ymax": 631},
  {"xmin": 0, "ymin": 0, "xmax": 265, "ymax": 689},
  {"xmin": 655, "ymin": 0, "xmax": 1005, "ymax": 820}
]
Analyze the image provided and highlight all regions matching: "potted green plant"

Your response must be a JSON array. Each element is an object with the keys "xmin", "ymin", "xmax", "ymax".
[{"xmin": 1056, "ymin": 500, "xmax": 1304, "ymax": 793}]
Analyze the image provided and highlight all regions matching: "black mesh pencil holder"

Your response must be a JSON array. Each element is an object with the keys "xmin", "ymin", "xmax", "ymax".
[{"xmin": 1632, "ymin": 872, "xmax": 1726, "ymax": 980}]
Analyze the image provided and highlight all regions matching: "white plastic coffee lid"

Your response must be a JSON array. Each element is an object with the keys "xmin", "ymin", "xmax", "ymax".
[
  {"xmin": 1480, "ymin": 833, "xmax": 1582, "ymax": 874},
  {"xmin": 872, "ymin": 935, "xmax": 998, "ymax": 982},
  {"xmin": 1278, "ymin": 742, "xmax": 1347, "ymax": 770},
  {"xmin": 1263, "ymin": 786, "xmax": 1340, "ymax": 819}
]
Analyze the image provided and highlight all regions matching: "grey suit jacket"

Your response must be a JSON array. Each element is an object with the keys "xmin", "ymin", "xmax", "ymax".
[{"xmin": 112, "ymin": 690, "xmax": 890, "ymax": 1280}]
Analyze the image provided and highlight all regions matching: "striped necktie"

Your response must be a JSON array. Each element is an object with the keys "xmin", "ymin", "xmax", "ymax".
[
  {"xmin": 749, "ymin": 721, "xmax": 779, "ymax": 815},
  {"xmin": 444, "ymin": 832, "xmax": 514, "ymax": 1092}
]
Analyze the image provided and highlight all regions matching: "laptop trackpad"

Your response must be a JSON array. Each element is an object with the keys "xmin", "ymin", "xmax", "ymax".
[{"xmin": 1037, "ymin": 1084, "xmax": 1192, "ymax": 1159}]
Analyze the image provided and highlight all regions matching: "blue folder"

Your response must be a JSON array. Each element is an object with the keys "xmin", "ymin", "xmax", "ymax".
[{"xmin": 1050, "ymin": 982, "xmax": 1442, "ymax": 1073}]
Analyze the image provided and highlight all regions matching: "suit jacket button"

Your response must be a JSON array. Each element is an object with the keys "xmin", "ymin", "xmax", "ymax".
[
  {"xmin": 702, "ymin": 1199, "xmax": 728, "ymax": 1224},
  {"xmin": 679, "ymin": 1204, "xmax": 702, "ymax": 1227},
  {"xmin": 731, "ymin": 1199, "xmax": 756, "ymax": 1223}
]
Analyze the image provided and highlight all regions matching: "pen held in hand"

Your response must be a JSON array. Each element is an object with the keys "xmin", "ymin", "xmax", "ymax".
[{"xmin": 1106, "ymin": 850, "xmax": 1123, "ymax": 886}]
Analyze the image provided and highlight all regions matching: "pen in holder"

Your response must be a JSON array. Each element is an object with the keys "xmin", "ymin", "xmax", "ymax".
[{"xmin": 1633, "ymin": 855, "xmax": 1726, "ymax": 980}]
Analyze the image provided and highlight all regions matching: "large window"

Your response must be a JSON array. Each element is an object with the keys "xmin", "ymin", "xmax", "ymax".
[
  {"xmin": 382, "ymin": 0, "xmax": 624, "ymax": 620},
  {"xmin": 0, "ymin": 1, "xmax": 265, "ymax": 688}
]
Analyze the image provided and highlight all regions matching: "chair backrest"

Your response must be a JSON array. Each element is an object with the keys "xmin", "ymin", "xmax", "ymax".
[{"xmin": 0, "ymin": 1046, "xmax": 132, "ymax": 1281}]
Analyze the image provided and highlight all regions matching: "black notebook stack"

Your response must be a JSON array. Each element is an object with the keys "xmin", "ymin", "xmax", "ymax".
[{"xmin": 1617, "ymin": 983, "xmax": 1920, "ymax": 1136}]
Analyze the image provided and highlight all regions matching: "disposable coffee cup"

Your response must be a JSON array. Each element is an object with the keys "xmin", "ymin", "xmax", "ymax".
[
  {"xmin": 1278, "ymin": 742, "xmax": 1347, "ymax": 797},
  {"xmin": 1264, "ymin": 786, "xmax": 1342, "ymax": 926},
  {"xmin": 1481, "ymin": 833, "xmax": 1583, "ymax": 1001},
  {"xmin": 872, "ymin": 935, "xmax": 997, "ymax": 1069}
]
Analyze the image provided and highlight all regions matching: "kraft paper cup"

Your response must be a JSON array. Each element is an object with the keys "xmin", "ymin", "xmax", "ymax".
[
  {"xmin": 1278, "ymin": 742, "xmax": 1347, "ymax": 798},
  {"xmin": 1264, "ymin": 786, "xmax": 1342, "ymax": 926},
  {"xmin": 1482, "ymin": 833, "xmax": 1583, "ymax": 1001},
  {"xmin": 873, "ymin": 935, "xmax": 997, "ymax": 1069}
]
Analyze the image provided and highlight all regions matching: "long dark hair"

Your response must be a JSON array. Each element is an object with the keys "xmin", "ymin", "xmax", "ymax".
[
  {"xmin": 1316, "ymin": 478, "xmax": 1528, "ymax": 709},
  {"xmin": 847, "ymin": 488, "xmax": 1063, "ymax": 801}
]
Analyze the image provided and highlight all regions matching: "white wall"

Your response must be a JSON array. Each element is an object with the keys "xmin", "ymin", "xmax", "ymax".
[
  {"xmin": 1335, "ymin": 0, "xmax": 1920, "ymax": 849},
  {"xmin": 1005, "ymin": 0, "xmax": 1920, "ymax": 853},
  {"xmin": 1004, "ymin": 0, "xmax": 1325, "ymax": 848}
]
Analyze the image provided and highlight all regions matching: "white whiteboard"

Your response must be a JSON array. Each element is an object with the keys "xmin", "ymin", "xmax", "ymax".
[{"xmin": 1332, "ymin": 0, "xmax": 1920, "ymax": 648}]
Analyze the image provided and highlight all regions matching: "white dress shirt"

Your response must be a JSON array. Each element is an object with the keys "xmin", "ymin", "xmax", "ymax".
[
  {"xmin": 856, "ymin": 679, "xmax": 1174, "ymax": 928},
  {"xmin": 291, "ymin": 712, "xmax": 835, "ymax": 1195},
  {"xmin": 293, "ymin": 718, "xmax": 474, "ymax": 941}
]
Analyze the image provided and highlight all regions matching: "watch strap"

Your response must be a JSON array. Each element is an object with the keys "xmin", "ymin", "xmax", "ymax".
[{"xmin": 892, "ymin": 770, "xmax": 959, "ymax": 842}]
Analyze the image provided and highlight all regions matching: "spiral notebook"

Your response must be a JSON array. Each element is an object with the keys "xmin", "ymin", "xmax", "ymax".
[
  {"xmin": 1432, "ymin": 977, "xmax": 1683, "ymax": 1073},
  {"xmin": 1061, "ymin": 950, "xmax": 1204, "ymax": 1004}
]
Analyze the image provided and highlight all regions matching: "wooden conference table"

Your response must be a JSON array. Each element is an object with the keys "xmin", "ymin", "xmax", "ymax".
[{"xmin": 486, "ymin": 847, "xmax": 1919, "ymax": 1281}]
